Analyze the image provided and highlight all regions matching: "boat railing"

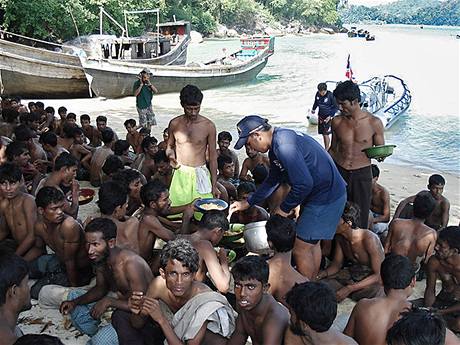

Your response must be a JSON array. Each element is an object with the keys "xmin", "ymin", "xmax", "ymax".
[
  {"xmin": 382, "ymin": 75, "xmax": 411, "ymax": 116},
  {"xmin": 0, "ymin": 29, "xmax": 71, "ymax": 51}
]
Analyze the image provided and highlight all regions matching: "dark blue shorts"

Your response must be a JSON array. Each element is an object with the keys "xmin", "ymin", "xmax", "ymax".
[{"xmin": 296, "ymin": 193, "xmax": 347, "ymax": 242}]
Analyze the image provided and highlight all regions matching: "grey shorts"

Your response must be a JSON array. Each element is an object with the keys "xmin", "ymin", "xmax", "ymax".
[{"xmin": 137, "ymin": 105, "xmax": 157, "ymax": 127}]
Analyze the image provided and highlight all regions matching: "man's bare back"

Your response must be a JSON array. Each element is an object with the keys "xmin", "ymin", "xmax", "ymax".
[
  {"xmin": 386, "ymin": 219, "xmax": 437, "ymax": 264},
  {"xmin": 284, "ymin": 327, "xmax": 357, "ymax": 345},
  {"xmin": 111, "ymin": 216, "xmax": 140, "ymax": 254},
  {"xmin": 90, "ymin": 146, "xmax": 113, "ymax": 185},
  {"xmin": 371, "ymin": 182, "xmax": 389, "ymax": 216},
  {"xmin": 330, "ymin": 112, "xmax": 384, "ymax": 170},
  {"xmin": 138, "ymin": 213, "xmax": 175, "ymax": 262},
  {"xmin": 336, "ymin": 229, "xmax": 382, "ymax": 266}
]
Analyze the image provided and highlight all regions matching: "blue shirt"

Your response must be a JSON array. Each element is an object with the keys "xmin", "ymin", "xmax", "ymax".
[
  {"xmin": 312, "ymin": 90, "xmax": 338, "ymax": 118},
  {"xmin": 248, "ymin": 128, "xmax": 346, "ymax": 213}
]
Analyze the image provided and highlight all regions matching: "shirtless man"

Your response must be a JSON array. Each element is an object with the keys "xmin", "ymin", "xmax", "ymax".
[
  {"xmin": 137, "ymin": 136, "xmax": 159, "ymax": 181},
  {"xmin": 40, "ymin": 131, "xmax": 68, "ymax": 162},
  {"xmin": 94, "ymin": 181, "xmax": 140, "ymax": 253},
  {"xmin": 227, "ymin": 255, "xmax": 289, "ymax": 345},
  {"xmin": 60, "ymin": 218, "xmax": 153, "ymax": 343},
  {"xmin": 0, "ymin": 254, "xmax": 32, "ymax": 345},
  {"xmin": 217, "ymin": 155, "xmax": 237, "ymax": 201},
  {"xmin": 344, "ymin": 254, "xmax": 415, "ymax": 345},
  {"xmin": 90, "ymin": 128, "xmax": 114, "ymax": 187},
  {"xmin": 124, "ymin": 119, "xmax": 143, "ymax": 154},
  {"xmin": 157, "ymin": 127, "xmax": 169, "ymax": 151},
  {"xmin": 266, "ymin": 215, "xmax": 308, "ymax": 307},
  {"xmin": 5, "ymin": 142, "xmax": 41, "ymax": 190},
  {"xmin": 113, "ymin": 169, "xmax": 144, "ymax": 216},
  {"xmin": 424, "ymin": 226, "xmax": 460, "ymax": 332},
  {"xmin": 285, "ymin": 282, "xmax": 357, "ymax": 345},
  {"xmin": 80, "ymin": 114, "xmax": 100, "ymax": 147},
  {"xmin": 217, "ymin": 131, "xmax": 240, "ymax": 179},
  {"xmin": 70, "ymin": 127, "xmax": 92, "ymax": 179},
  {"xmin": 370, "ymin": 164, "xmax": 390, "ymax": 234},
  {"xmin": 35, "ymin": 152, "xmax": 79, "ymax": 218},
  {"xmin": 152, "ymin": 150, "xmax": 173, "ymax": 187},
  {"xmin": 31, "ymin": 187, "xmax": 91, "ymax": 288},
  {"xmin": 239, "ymin": 143, "xmax": 269, "ymax": 186},
  {"xmin": 13, "ymin": 125, "xmax": 47, "ymax": 165},
  {"xmin": 317, "ymin": 202, "xmax": 384, "ymax": 301},
  {"xmin": 230, "ymin": 182, "xmax": 269, "ymax": 224},
  {"xmin": 394, "ymin": 174, "xmax": 450, "ymax": 230},
  {"xmin": 330, "ymin": 80, "xmax": 385, "ymax": 228},
  {"xmin": 115, "ymin": 238, "xmax": 235, "ymax": 345},
  {"xmin": 166, "ymin": 85, "xmax": 219, "ymax": 211},
  {"xmin": 183, "ymin": 210, "xmax": 231, "ymax": 293},
  {"xmin": 385, "ymin": 191, "xmax": 437, "ymax": 264},
  {"xmin": 0, "ymin": 164, "xmax": 37, "ymax": 259},
  {"xmin": 57, "ymin": 123, "xmax": 76, "ymax": 151}
]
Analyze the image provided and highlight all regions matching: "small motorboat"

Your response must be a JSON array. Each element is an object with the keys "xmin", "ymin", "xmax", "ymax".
[{"xmin": 365, "ymin": 34, "xmax": 375, "ymax": 41}]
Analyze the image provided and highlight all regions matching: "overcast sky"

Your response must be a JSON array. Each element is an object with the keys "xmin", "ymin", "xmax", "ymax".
[{"xmin": 348, "ymin": 0, "xmax": 396, "ymax": 5}]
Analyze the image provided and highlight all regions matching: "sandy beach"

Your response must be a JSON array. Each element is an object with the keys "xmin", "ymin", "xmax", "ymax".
[{"xmin": 17, "ymin": 95, "xmax": 459, "ymax": 344}]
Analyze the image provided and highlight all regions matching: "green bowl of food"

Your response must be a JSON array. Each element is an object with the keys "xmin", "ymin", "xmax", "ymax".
[
  {"xmin": 362, "ymin": 145, "xmax": 396, "ymax": 160},
  {"xmin": 220, "ymin": 224, "xmax": 245, "ymax": 244}
]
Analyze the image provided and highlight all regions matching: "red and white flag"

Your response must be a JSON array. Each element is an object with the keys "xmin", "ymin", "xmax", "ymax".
[{"xmin": 345, "ymin": 54, "xmax": 353, "ymax": 80}]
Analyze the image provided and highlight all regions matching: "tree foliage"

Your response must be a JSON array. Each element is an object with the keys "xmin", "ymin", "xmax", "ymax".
[{"xmin": 0, "ymin": 0, "xmax": 341, "ymax": 41}]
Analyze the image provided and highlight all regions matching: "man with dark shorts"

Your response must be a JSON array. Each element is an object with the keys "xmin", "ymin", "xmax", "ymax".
[
  {"xmin": 310, "ymin": 82, "xmax": 338, "ymax": 150},
  {"xmin": 230, "ymin": 115, "xmax": 347, "ymax": 279},
  {"xmin": 330, "ymin": 80, "xmax": 385, "ymax": 229}
]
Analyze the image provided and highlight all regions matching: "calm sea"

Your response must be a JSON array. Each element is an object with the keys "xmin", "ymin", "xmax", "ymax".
[{"xmin": 179, "ymin": 24, "xmax": 460, "ymax": 174}]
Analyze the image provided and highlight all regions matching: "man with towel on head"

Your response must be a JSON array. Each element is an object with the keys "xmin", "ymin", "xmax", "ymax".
[
  {"xmin": 229, "ymin": 115, "xmax": 347, "ymax": 280},
  {"xmin": 166, "ymin": 85, "xmax": 219, "ymax": 216}
]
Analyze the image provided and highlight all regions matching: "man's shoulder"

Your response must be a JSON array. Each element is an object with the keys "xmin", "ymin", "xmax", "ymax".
[{"xmin": 61, "ymin": 216, "xmax": 82, "ymax": 232}]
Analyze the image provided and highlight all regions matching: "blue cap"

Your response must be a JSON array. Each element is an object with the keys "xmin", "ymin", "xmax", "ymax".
[{"xmin": 234, "ymin": 115, "xmax": 269, "ymax": 150}]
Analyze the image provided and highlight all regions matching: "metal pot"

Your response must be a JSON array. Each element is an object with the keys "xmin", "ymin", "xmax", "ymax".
[{"xmin": 243, "ymin": 221, "xmax": 270, "ymax": 254}]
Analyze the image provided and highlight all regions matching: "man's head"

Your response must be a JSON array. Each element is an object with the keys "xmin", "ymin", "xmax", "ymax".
[
  {"xmin": 113, "ymin": 140, "xmax": 130, "ymax": 156},
  {"xmin": 234, "ymin": 115, "xmax": 272, "ymax": 152},
  {"xmin": 386, "ymin": 307, "xmax": 446, "ymax": 345},
  {"xmin": 232, "ymin": 255, "xmax": 269, "ymax": 311},
  {"xmin": 180, "ymin": 85, "xmax": 203, "ymax": 119},
  {"xmin": 380, "ymin": 254, "xmax": 416, "ymax": 295},
  {"xmin": 139, "ymin": 69, "xmax": 151, "ymax": 83},
  {"xmin": 217, "ymin": 155, "xmax": 234, "ymax": 179},
  {"xmin": 84, "ymin": 217, "xmax": 117, "ymax": 264},
  {"xmin": 72, "ymin": 127, "xmax": 85, "ymax": 145},
  {"xmin": 2, "ymin": 108, "xmax": 19, "ymax": 124},
  {"xmin": 36, "ymin": 187, "xmax": 66, "ymax": 224},
  {"xmin": 141, "ymin": 180, "xmax": 171, "ymax": 214},
  {"xmin": 237, "ymin": 181, "xmax": 256, "ymax": 202},
  {"xmin": 80, "ymin": 114, "xmax": 91, "ymax": 128},
  {"xmin": 112, "ymin": 169, "xmax": 143, "ymax": 201},
  {"xmin": 371, "ymin": 164, "xmax": 380, "ymax": 184},
  {"xmin": 40, "ymin": 132, "xmax": 58, "ymax": 151},
  {"xmin": 101, "ymin": 128, "xmax": 115, "ymax": 145},
  {"xmin": 124, "ymin": 119, "xmax": 137, "ymax": 135},
  {"xmin": 286, "ymin": 282, "xmax": 336, "ymax": 335},
  {"xmin": 427, "ymin": 174, "xmax": 445, "ymax": 201},
  {"xmin": 20, "ymin": 112, "xmax": 41, "ymax": 130},
  {"xmin": 45, "ymin": 106, "xmax": 55, "ymax": 116},
  {"xmin": 66, "ymin": 113, "xmax": 77, "ymax": 126},
  {"xmin": 317, "ymin": 82, "xmax": 327, "ymax": 97},
  {"xmin": 97, "ymin": 181, "xmax": 128, "ymax": 218},
  {"xmin": 245, "ymin": 143, "xmax": 258, "ymax": 159},
  {"xmin": 57, "ymin": 106, "xmax": 67, "ymax": 118},
  {"xmin": 333, "ymin": 80, "xmax": 361, "ymax": 116},
  {"xmin": 436, "ymin": 226, "xmax": 460, "ymax": 260},
  {"xmin": 96, "ymin": 115, "xmax": 108, "ymax": 131},
  {"xmin": 35, "ymin": 102, "xmax": 44, "ymax": 111},
  {"xmin": 102, "ymin": 155, "xmax": 124, "ymax": 177},
  {"xmin": 199, "ymin": 210, "xmax": 229, "ymax": 245},
  {"xmin": 54, "ymin": 152, "xmax": 78, "ymax": 184},
  {"xmin": 159, "ymin": 238, "xmax": 199, "ymax": 297},
  {"xmin": 153, "ymin": 150, "xmax": 172, "ymax": 177},
  {"xmin": 266, "ymin": 215, "xmax": 296, "ymax": 253},
  {"xmin": 28, "ymin": 102, "xmax": 37, "ymax": 113},
  {"xmin": 0, "ymin": 163, "xmax": 24, "ymax": 199},
  {"xmin": 62, "ymin": 123, "xmax": 77, "ymax": 139},
  {"xmin": 217, "ymin": 131, "xmax": 232, "ymax": 153},
  {"xmin": 0, "ymin": 253, "xmax": 31, "ymax": 313},
  {"xmin": 162, "ymin": 127, "xmax": 169, "ymax": 142},
  {"xmin": 5, "ymin": 142, "xmax": 30, "ymax": 167},
  {"xmin": 13, "ymin": 334, "xmax": 64, "ymax": 345},
  {"xmin": 141, "ymin": 136, "xmax": 158, "ymax": 157},
  {"xmin": 13, "ymin": 125, "xmax": 34, "ymax": 143},
  {"xmin": 413, "ymin": 191, "xmax": 436, "ymax": 220},
  {"xmin": 337, "ymin": 202, "xmax": 360, "ymax": 233}
]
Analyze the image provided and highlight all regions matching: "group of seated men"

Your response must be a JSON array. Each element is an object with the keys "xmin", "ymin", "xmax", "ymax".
[{"xmin": 0, "ymin": 95, "xmax": 458, "ymax": 345}]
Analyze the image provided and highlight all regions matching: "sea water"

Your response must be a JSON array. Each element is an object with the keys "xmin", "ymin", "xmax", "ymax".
[{"xmin": 183, "ymin": 25, "xmax": 460, "ymax": 174}]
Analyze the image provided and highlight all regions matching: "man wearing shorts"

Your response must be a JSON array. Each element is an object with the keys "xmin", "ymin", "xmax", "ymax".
[
  {"xmin": 133, "ymin": 68, "xmax": 159, "ymax": 129},
  {"xmin": 311, "ymin": 82, "xmax": 338, "ymax": 150},
  {"xmin": 230, "ymin": 115, "xmax": 347, "ymax": 280}
]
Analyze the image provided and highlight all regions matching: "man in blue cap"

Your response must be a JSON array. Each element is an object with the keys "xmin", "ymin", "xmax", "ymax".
[{"xmin": 229, "ymin": 115, "xmax": 347, "ymax": 280}]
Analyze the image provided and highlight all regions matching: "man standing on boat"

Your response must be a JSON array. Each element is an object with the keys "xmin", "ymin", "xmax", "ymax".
[
  {"xmin": 330, "ymin": 80, "xmax": 385, "ymax": 229},
  {"xmin": 229, "ymin": 115, "xmax": 347, "ymax": 280},
  {"xmin": 311, "ymin": 82, "xmax": 338, "ymax": 151},
  {"xmin": 133, "ymin": 68, "xmax": 159, "ymax": 130}
]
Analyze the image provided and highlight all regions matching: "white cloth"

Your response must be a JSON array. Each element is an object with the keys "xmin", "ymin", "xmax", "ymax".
[
  {"xmin": 163, "ymin": 291, "xmax": 236, "ymax": 344},
  {"xmin": 195, "ymin": 165, "xmax": 212, "ymax": 194}
]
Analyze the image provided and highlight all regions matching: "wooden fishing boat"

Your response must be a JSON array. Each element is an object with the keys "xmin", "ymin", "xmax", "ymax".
[{"xmin": 82, "ymin": 36, "xmax": 275, "ymax": 98}]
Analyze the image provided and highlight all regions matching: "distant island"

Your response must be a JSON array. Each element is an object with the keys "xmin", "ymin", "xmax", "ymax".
[{"xmin": 340, "ymin": 0, "xmax": 460, "ymax": 26}]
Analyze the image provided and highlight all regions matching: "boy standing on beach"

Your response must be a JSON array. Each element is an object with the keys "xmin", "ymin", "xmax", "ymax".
[
  {"xmin": 0, "ymin": 164, "xmax": 37, "ymax": 259},
  {"xmin": 330, "ymin": 80, "xmax": 385, "ymax": 229},
  {"xmin": 166, "ymin": 85, "xmax": 219, "ymax": 209},
  {"xmin": 133, "ymin": 68, "xmax": 158, "ymax": 129}
]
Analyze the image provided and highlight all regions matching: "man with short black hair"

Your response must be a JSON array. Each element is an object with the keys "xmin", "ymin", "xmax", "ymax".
[
  {"xmin": 217, "ymin": 131, "xmax": 240, "ymax": 179},
  {"xmin": 152, "ymin": 150, "xmax": 173, "ymax": 187},
  {"xmin": 90, "ymin": 128, "xmax": 114, "ymax": 187},
  {"xmin": 230, "ymin": 182, "xmax": 269, "ymax": 224},
  {"xmin": 133, "ymin": 68, "xmax": 158, "ymax": 129},
  {"xmin": 310, "ymin": 82, "xmax": 338, "ymax": 150},
  {"xmin": 0, "ymin": 253, "xmax": 31, "ymax": 345},
  {"xmin": 285, "ymin": 282, "xmax": 357, "ymax": 345},
  {"xmin": 370, "ymin": 164, "xmax": 390, "ymax": 234}
]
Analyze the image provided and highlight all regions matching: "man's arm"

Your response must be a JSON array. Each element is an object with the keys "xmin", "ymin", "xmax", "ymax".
[
  {"xmin": 238, "ymin": 158, "xmax": 251, "ymax": 180},
  {"xmin": 424, "ymin": 256, "xmax": 439, "ymax": 307},
  {"xmin": 61, "ymin": 220, "xmax": 84, "ymax": 286},
  {"xmin": 328, "ymin": 117, "xmax": 340, "ymax": 154},
  {"xmin": 343, "ymin": 302, "xmax": 358, "ymax": 337},
  {"xmin": 200, "ymin": 242, "xmax": 230, "ymax": 293},
  {"xmin": 247, "ymin": 163, "xmax": 281, "ymax": 206},
  {"xmin": 423, "ymin": 231, "xmax": 437, "ymax": 264},
  {"xmin": 166, "ymin": 121, "xmax": 178, "ymax": 167},
  {"xmin": 133, "ymin": 80, "xmax": 143, "ymax": 97},
  {"xmin": 441, "ymin": 199, "xmax": 450, "ymax": 228},
  {"xmin": 317, "ymin": 240, "xmax": 345, "ymax": 279},
  {"xmin": 227, "ymin": 314, "xmax": 249, "ymax": 345},
  {"xmin": 393, "ymin": 195, "xmax": 416, "ymax": 219},
  {"xmin": 384, "ymin": 221, "xmax": 396, "ymax": 254},
  {"xmin": 372, "ymin": 117, "xmax": 385, "ymax": 146},
  {"xmin": 15, "ymin": 197, "xmax": 37, "ymax": 257},
  {"xmin": 144, "ymin": 216, "xmax": 176, "ymax": 241},
  {"xmin": 373, "ymin": 188, "xmax": 390, "ymax": 223},
  {"xmin": 232, "ymin": 151, "xmax": 240, "ymax": 179},
  {"xmin": 261, "ymin": 309, "xmax": 289, "ymax": 345},
  {"xmin": 207, "ymin": 122, "xmax": 219, "ymax": 197}
]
